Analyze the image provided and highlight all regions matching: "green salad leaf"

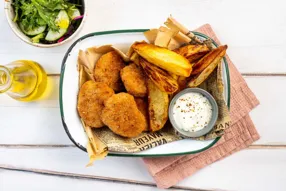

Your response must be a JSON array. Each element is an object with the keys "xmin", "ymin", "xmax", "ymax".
[
  {"xmin": 31, "ymin": 0, "xmax": 59, "ymax": 31},
  {"xmin": 20, "ymin": 1, "xmax": 46, "ymax": 31},
  {"xmin": 34, "ymin": 0, "xmax": 68, "ymax": 11},
  {"xmin": 12, "ymin": 0, "xmax": 81, "ymax": 42},
  {"xmin": 12, "ymin": 0, "xmax": 21, "ymax": 22}
]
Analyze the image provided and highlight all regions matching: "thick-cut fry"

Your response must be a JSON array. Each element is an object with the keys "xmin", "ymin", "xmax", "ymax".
[
  {"xmin": 192, "ymin": 45, "xmax": 227, "ymax": 76},
  {"xmin": 133, "ymin": 42, "xmax": 192, "ymax": 77},
  {"xmin": 188, "ymin": 46, "xmax": 227, "ymax": 87},
  {"xmin": 173, "ymin": 44, "xmax": 210, "ymax": 63},
  {"xmin": 130, "ymin": 52, "xmax": 140, "ymax": 65},
  {"xmin": 126, "ymin": 41, "xmax": 146, "ymax": 59},
  {"xmin": 177, "ymin": 76, "xmax": 188, "ymax": 91},
  {"xmin": 147, "ymin": 80, "xmax": 169, "ymax": 132},
  {"xmin": 188, "ymin": 60, "xmax": 221, "ymax": 87},
  {"xmin": 169, "ymin": 72, "xmax": 178, "ymax": 81},
  {"xmin": 135, "ymin": 97, "xmax": 149, "ymax": 131},
  {"xmin": 139, "ymin": 57, "xmax": 178, "ymax": 94}
]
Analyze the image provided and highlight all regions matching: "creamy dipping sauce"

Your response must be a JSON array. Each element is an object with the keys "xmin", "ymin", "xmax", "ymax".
[{"xmin": 172, "ymin": 92, "xmax": 213, "ymax": 132}]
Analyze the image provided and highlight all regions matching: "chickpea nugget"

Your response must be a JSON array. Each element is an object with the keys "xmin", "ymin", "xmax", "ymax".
[
  {"xmin": 77, "ymin": 81, "xmax": 114, "ymax": 128},
  {"xmin": 94, "ymin": 51, "xmax": 126, "ymax": 92},
  {"xmin": 101, "ymin": 93, "xmax": 146, "ymax": 138},
  {"xmin": 120, "ymin": 64, "xmax": 147, "ymax": 97},
  {"xmin": 135, "ymin": 98, "xmax": 149, "ymax": 131}
]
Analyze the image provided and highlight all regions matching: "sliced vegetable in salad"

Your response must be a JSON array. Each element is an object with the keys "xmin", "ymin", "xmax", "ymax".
[{"xmin": 12, "ymin": 0, "xmax": 84, "ymax": 44}]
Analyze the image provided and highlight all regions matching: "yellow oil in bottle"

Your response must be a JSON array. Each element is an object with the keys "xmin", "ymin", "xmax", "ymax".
[{"xmin": 0, "ymin": 60, "xmax": 47, "ymax": 101}]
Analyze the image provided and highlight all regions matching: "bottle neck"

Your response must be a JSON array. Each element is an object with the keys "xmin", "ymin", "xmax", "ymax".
[{"xmin": 0, "ymin": 65, "xmax": 12, "ymax": 93}]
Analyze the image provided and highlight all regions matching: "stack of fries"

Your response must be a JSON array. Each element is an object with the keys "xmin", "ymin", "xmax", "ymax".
[{"xmin": 127, "ymin": 16, "xmax": 228, "ymax": 134}]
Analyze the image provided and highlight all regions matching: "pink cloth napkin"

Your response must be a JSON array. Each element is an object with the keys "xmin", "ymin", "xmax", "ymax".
[{"xmin": 143, "ymin": 24, "xmax": 260, "ymax": 189}]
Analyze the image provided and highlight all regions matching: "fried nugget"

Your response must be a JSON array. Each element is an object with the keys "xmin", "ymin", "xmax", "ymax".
[
  {"xmin": 94, "ymin": 51, "xmax": 126, "ymax": 92},
  {"xmin": 120, "ymin": 64, "xmax": 147, "ymax": 97},
  {"xmin": 135, "ymin": 98, "xmax": 149, "ymax": 131},
  {"xmin": 77, "ymin": 81, "xmax": 114, "ymax": 128},
  {"xmin": 101, "ymin": 93, "xmax": 146, "ymax": 138}
]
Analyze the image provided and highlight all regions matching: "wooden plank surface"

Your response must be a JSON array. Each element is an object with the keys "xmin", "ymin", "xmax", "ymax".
[
  {"xmin": 246, "ymin": 77, "xmax": 286, "ymax": 145},
  {"xmin": 0, "ymin": 170, "xmax": 191, "ymax": 191},
  {"xmin": 1, "ymin": 148, "xmax": 286, "ymax": 191}
]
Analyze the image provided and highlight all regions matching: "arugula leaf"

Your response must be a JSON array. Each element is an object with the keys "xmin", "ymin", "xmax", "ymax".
[
  {"xmin": 12, "ymin": 0, "xmax": 21, "ymax": 22},
  {"xmin": 31, "ymin": 0, "xmax": 59, "ymax": 31},
  {"xmin": 19, "ymin": 1, "xmax": 40, "ymax": 31},
  {"xmin": 34, "ymin": 0, "xmax": 67, "ymax": 11}
]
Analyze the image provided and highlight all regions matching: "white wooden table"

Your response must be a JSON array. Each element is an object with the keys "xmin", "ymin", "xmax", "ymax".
[{"xmin": 1, "ymin": 0, "xmax": 286, "ymax": 190}]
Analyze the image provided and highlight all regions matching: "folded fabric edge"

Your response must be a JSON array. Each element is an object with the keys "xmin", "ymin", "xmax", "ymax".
[{"xmin": 154, "ymin": 117, "xmax": 259, "ymax": 188}]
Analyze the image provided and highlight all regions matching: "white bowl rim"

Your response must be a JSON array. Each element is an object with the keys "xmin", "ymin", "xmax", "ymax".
[{"xmin": 4, "ymin": 0, "xmax": 87, "ymax": 48}]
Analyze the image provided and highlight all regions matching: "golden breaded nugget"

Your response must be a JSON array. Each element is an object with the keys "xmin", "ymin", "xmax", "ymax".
[
  {"xmin": 94, "ymin": 51, "xmax": 125, "ymax": 92},
  {"xmin": 77, "ymin": 81, "xmax": 114, "ymax": 128},
  {"xmin": 135, "ymin": 98, "xmax": 149, "ymax": 131},
  {"xmin": 101, "ymin": 93, "xmax": 146, "ymax": 138},
  {"xmin": 120, "ymin": 64, "xmax": 147, "ymax": 97}
]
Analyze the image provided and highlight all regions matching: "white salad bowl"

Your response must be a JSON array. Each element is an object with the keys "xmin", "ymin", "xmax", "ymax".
[{"xmin": 4, "ymin": 0, "xmax": 86, "ymax": 48}]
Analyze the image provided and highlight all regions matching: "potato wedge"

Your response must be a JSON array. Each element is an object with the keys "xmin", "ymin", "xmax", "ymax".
[
  {"xmin": 188, "ymin": 46, "xmax": 227, "ymax": 87},
  {"xmin": 192, "ymin": 45, "xmax": 227, "ymax": 76},
  {"xmin": 139, "ymin": 57, "xmax": 178, "ymax": 94},
  {"xmin": 169, "ymin": 72, "xmax": 178, "ymax": 81},
  {"xmin": 135, "ymin": 97, "xmax": 149, "ymax": 131},
  {"xmin": 177, "ymin": 76, "xmax": 188, "ymax": 91},
  {"xmin": 132, "ymin": 42, "xmax": 192, "ymax": 77},
  {"xmin": 173, "ymin": 44, "xmax": 210, "ymax": 63},
  {"xmin": 130, "ymin": 52, "xmax": 140, "ymax": 65},
  {"xmin": 147, "ymin": 79, "xmax": 169, "ymax": 132}
]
